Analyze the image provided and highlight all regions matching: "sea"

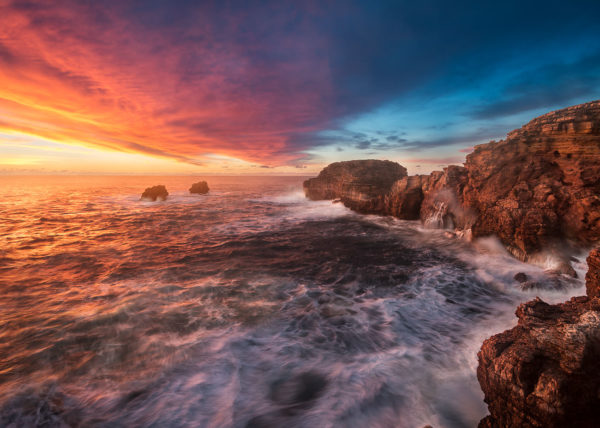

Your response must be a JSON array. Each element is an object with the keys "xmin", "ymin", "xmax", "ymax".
[{"xmin": 0, "ymin": 175, "xmax": 588, "ymax": 428}]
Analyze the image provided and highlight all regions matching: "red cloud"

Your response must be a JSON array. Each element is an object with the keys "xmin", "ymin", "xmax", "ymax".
[{"xmin": 0, "ymin": 1, "xmax": 334, "ymax": 166}]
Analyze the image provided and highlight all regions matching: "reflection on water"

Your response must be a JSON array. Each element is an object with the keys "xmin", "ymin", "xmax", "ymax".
[{"xmin": 0, "ymin": 175, "xmax": 587, "ymax": 427}]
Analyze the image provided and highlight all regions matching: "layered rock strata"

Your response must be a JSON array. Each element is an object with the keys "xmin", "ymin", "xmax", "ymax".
[
  {"xmin": 303, "ymin": 160, "xmax": 407, "ymax": 214},
  {"xmin": 464, "ymin": 101, "xmax": 600, "ymax": 261},
  {"xmin": 477, "ymin": 249, "xmax": 600, "ymax": 427}
]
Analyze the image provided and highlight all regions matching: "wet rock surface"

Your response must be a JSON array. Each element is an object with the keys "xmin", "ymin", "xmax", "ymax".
[
  {"xmin": 141, "ymin": 185, "xmax": 168, "ymax": 201},
  {"xmin": 477, "ymin": 249, "xmax": 600, "ymax": 428}
]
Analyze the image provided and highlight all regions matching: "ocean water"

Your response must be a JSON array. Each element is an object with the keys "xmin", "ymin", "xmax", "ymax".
[{"xmin": 0, "ymin": 175, "xmax": 588, "ymax": 428}]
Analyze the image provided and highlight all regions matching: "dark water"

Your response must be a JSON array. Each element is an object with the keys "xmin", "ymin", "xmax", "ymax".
[{"xmin": 0, "ymin": 176, "xmax": 587, "ymax": 427}]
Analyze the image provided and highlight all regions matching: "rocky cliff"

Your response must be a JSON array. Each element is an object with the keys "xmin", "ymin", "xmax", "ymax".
[
  {"xmin": 305, "ymin": 100, "xmax": 600, "ymax": 267},
  {"xmin": 463, "ymin": 101, "xmax": 600, "ymax": 262},
  {"xmin": 303, "ymin": 160, "xmax": 407, "ymax": 213},
  {"xmin": 477, "ymin": 249, "xmax": 600, "ymax": 427}
]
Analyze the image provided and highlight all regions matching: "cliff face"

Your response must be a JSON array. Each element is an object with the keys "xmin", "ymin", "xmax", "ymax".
[
  {"xmin": 477, "ymin": 249, "xmax": 600, "ymax": 428},
  {"xmin": 303, "ymin": 160, "xmax": 407, "ymax": 214},
  {"xmin": 305, "ymin": 100, "xmax": 600, "ymax": 265},
  {"xmin": 419, "ymin": 165, "xmax": 472, "ymax": 229},
  {"xmin": 463, "ymin": 101, "xmax": 600, "ymax": 261}
]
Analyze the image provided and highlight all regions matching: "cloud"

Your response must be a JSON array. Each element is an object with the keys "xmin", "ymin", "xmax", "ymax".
[{"xmin": 0, "ymin": 0, "xmax": 599, "ymax": 170}]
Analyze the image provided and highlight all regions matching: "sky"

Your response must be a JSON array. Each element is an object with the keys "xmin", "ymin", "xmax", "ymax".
[{"xmin": 1, "ymin": 0, "xmax": 599, "ymax": 175}]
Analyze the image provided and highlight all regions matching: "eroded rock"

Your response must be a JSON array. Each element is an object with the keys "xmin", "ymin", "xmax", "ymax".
[
  {"xmin": 303, "ymin": 160, "xmax": 407, "ymax": 214},
  {"xmin": 463, "ymin": 100, "xmax": 600, "ymax": 261},
  {"xmin": 189, "ymin": 181, "xmax": 209, "ymax": 194},
  {"xmin": 477, "ymin": 248, "xmax": 600, "ymax": 427},
  {"xmin": 141, "ymin": 185, "xmax": 168, "ymax": 201}
]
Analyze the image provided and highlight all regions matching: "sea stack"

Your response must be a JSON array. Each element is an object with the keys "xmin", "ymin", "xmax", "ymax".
[
  {"xmin": 477, "ymin": 249, "xmax": 600, "ymax": 427},
  {"xmin": 141, "ymin": 185, "xmax": 168, "ymax": 201},
  {"xmin": 189, "ymin": 181, "xmax": 210, "ymax": 194}
]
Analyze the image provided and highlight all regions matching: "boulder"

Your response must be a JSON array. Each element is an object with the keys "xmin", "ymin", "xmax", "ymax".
[
  {"xmin": 141, "ymin": 185, "xmax": 168, "ymax": 201},
  {"xmin": 477, "ymin": 248, "xmax": 600, "ymax": 428},
  {"xmin": 303, "ymin": 160, "xmax": 407, "ymax": 214},
  {"xmin": 189, "ymin": 181, "xmax": 209, "ymax": 194}
]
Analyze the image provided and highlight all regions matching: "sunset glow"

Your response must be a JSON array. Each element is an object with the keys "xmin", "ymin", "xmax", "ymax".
[{"xmin": 1, "ymin": 0, "xmax": 599, "ymax": 174}]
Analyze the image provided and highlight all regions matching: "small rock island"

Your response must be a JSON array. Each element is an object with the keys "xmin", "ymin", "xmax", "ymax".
[
  {"xmin": 189, "ymin": 181, "xmax": 209, "ymax": 194},
  {"xmin": 141, "ymin": 185, "xmax": 169, "ymax": 201}
]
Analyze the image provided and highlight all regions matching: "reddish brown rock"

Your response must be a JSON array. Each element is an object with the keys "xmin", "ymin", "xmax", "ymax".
[
  {"xmin": 189, "ymin": 181, "xmax": 209, "ymax": 194},
  {"xmin": 463, "ymin": 100, "xmax": 600, "ymax": 261},
  {"xmin": 141, "ymin": 185, "xmax": 168, "ymax": 201},
  {"xmin": 306, "ymin": 101, "xmax": 600, "ymax": 264},
  {"xmin": 477, "ymin": 248, "xmax": 600, "ymax": 428},
  {"xmin": 303, "ymin": 160, "xmax": 407, "ymax": 214},
  {"xmin": 419, "ymin": 165, "xmax": 473, "ymax": 229},
  {"xmin": 586, "ymin": 248, "xmax": 600, "ymax": 298},
  {"xmin": 383, "ymin": 175, "xmax": 428, "ymax": 220}
]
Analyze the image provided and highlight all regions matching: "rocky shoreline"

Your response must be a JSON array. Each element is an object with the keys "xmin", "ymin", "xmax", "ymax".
[
  {"xmin": 305, "ymin": 100, "xmax": 600, "ymax": 274},
  {"xmin": 477, "ymin": 249, "xmax": 600, "ymax": 427},
  {"xmin": 304, "ymin": 100, "xmax": 600, "ymax": 426}
]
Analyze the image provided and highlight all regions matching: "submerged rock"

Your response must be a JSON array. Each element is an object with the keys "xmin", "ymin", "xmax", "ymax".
[
  {"xmin": 477, "ymin": 249, "xmax": 600, "ymax": 427},
  {"xmin": 303, "ymin": 160, "xmax": 407, "ymax": 214},
  {"xmin": 189, "ymin": 181, "xmax": 209, "ymax": 194},
  {"xmin": 141, "ymin": 185, "xmax": 168, "ymax": 201},
  {"xmin": 513, "ymin": 272, "xmax": 528, "ymax": 283}
]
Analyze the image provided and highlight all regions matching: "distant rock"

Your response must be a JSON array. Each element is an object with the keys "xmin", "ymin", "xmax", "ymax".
[
  {"xmin": 477, "ymin": 249, "xmax": 600, "ymax": 428},
  {"xmin": 141, "ymin": 185, "xmax": 168, "ymax": 201},
  {"xmin": 189, "ymin": 181, "xmax": 209, "ymax": 194},
  {"xmin": 303, "ymin": 160, "xmax": 407, "ymax": 214}
]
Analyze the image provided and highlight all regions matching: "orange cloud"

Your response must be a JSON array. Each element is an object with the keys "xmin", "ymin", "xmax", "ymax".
[{"xmin": 0, "ymin": 1, "xmax": 334, "ymax": 169}]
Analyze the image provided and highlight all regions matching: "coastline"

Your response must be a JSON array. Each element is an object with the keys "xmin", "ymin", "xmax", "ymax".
[{"xmin": 303, "ymin": 100, "xmax": 600, "ymax": 426}]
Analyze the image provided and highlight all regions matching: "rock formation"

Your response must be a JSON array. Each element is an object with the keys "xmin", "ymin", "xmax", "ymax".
[
  {"xmin": 189, "ymin": 181, "xmax": 210, "ymax": 194},
  {"xmin": 463, "ymin": 101, "xmax": 600, "ymax": 262},
  {"xmin": 303, "ymin": 160, "xmax": 407, "ymax": 213},
  {"xmin": 383, "ymin": 175, "xmax": 428, "ymax": 220},
  {"xmin": 477, "ymin": 249, "xmax": 600, "ymax": 427},
  {"xmin": 305, "ymin": 100, "xmax": 600, "ymax": 266},
  {"xmin": 141, "ymin": 185, "xmax": 168, "ymax": 201},
  {"xmin": 586, "ymin": 248, "xmax": 600, "ymax": 298},
  {"xmin": 420, "ymin": 165, "xmax": 472, "ymax": 229}
]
